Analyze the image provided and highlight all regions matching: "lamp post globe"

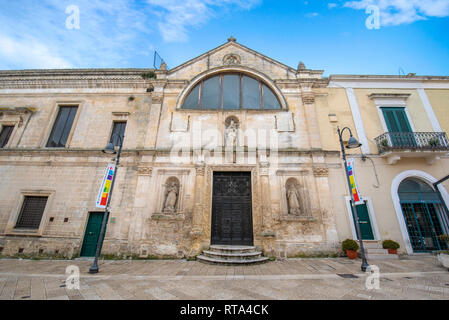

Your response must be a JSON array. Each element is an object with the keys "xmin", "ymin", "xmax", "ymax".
[
  {"xmin": 346, "ymin": 136, "xmax": 362, "ymax": 149},
  {"xmin": 102, "ymin": 142, "xmax": 116, "ymax": 154}
]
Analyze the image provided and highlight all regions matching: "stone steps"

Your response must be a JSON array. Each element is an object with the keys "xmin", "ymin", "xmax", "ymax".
[
  {"xmin": 197, "ymin": 245, "xmax": 269, "ymax": 265},
  {"xmin": 362, "ymin": 240, "xmax": 382, "ymax": 249},
  {"xmin": 361, "ymin": 241, "xmax": 399, "ymax": 260},
  {"xmin": 365, "ymin": 252, "xmax": 399, "ymax": 260}
]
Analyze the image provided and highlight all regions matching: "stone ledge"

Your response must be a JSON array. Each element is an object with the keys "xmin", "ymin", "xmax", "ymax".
[
  {"xmin": 279, "ymin": 216, "xmax": 315, "ymax": 222},
  {"xmin": 262, "ymin": 230, "xmax": 276, "ymax": 237},
  {"xmin": 150, "ymin": 213, "xmax": 185, "ymax": 221}
]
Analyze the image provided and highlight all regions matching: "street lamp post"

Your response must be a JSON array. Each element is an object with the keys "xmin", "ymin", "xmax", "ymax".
[
  {"xmin": 337, "ymin": 126, "xmax": 370, "ymax": 272},
  {"xmin": 89, "ymin": 133, "xmax": 123, "ymax": 274}
]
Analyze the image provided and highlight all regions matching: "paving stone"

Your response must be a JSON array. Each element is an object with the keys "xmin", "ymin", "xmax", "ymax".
[{"xmin": 0, "ymin": 257, "xmax": 448, "ymax": 300}]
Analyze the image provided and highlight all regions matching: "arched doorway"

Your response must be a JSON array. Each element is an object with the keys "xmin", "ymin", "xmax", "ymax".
[{"xmin": 399, "ymin": 178, "xmax": 448, "ymax": 252}]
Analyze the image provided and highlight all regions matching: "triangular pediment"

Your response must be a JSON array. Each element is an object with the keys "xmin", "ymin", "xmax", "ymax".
[{"xmin": 167, "ymin": 39, "xmax": 298, "ymax": 80}]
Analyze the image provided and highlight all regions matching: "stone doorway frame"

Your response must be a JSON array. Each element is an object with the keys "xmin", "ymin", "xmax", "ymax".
[{"xmin": 204, "ymin": 165, "xmax": 262, "ymax": 248}]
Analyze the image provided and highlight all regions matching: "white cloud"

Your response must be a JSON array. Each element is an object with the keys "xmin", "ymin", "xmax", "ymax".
[
  {"xmin": 147, "ymin": 0, "xmax": 261, "ymax": 42},
  {"xmin": 0, "ymin": 34, "xmax": 72, "ymax": 69},
  {"xmin": 0, "ymin": 0, "xmax": 262, "ymax": 69},
  {"xmin": 328, "ymin": 3, "xmax": 338, "ymax": 9},
  {"xmin": 0, "ymin": 0, "xmax": 152, "ymax": 69},
  {"xmin": 344, "ymin": 0, "xmax": 449, "ymax": 26}
]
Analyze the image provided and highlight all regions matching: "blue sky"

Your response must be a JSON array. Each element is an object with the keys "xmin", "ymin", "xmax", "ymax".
[{"xmin": 0, "ymin": 0, "xmax": 448, "ymax": 76}]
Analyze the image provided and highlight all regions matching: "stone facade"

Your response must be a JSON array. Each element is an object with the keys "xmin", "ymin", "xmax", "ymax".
[{"xmin": 1, "ymin": 39, "xmax": 448, "ymax": 259}]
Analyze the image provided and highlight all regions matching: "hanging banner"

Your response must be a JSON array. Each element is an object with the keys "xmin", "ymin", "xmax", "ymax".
[
  {"xmin": 347, "ymin": 158, "xmax": 363, "ymax": 205},
  {"xmin": 96, "ymin": 163, "xmax": 116, "ymax": 209}
]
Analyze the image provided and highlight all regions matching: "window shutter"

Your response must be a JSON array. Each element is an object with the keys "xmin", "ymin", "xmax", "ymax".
[
  {"xmin": 382, "ymin": 108, "xmax": 412, "ymax": 133},
  {"xmin": 46, "ymin": 106, "xmax": 78, "ymax": 148},
  {"xmin": 15, "ymin": 196, "xmax": 48, "ymax": 229},
  {"xmin": 394, "ymin": 109, "xmax": 413, "ymax": 133},
  {"xmin": 110, "ymin": 122, "xmax": 127, "ymax": 147},
  {"xmin": 0, "ymin": 126, "xmax": 14, "ymax": 148}
]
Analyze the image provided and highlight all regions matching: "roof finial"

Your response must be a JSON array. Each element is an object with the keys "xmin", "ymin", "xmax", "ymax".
[
  {"xmin": 298, "ymin": 61, "xmax": 306, "ymax": 71},
  {"xmin": 228, "ymin": 36, "xmax": 236, "ymax": 42}
]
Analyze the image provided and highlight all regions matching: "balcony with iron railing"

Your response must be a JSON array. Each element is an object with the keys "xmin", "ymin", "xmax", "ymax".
[{"xmin": 374, "ymin": 132, "xmax": 449, "ymax": 165}]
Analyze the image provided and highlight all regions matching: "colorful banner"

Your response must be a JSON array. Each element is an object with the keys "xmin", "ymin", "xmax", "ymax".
[
  {"xmin": 347, "ymin": 158, "xmax": 363, "ymax": 205},
  {"xmin": 96, "ymin": 163, "xmax": 116, "ymax": 209}
]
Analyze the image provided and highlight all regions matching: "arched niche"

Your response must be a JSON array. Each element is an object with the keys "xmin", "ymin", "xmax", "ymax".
[{"xmin": 162, "ymin": 177, "xmax": 180, "ymax": 214}]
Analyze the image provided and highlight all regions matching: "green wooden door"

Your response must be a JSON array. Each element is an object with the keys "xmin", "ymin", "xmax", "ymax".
[
  {"xmin": 351, "ymin": 201, "xmax": 375, "ymax": 240},
  {"xmin": 381, "ymin": 107, "xmax": 416, "ymax": 147},
  {"xmin": 80, "ymin": 212, "xmax": 105, "ymax": 257}
]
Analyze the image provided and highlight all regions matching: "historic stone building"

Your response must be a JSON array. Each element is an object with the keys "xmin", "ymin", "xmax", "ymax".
[{"xmin": 1, "ymin": 38, "xmax": 448, "ymax": 260}]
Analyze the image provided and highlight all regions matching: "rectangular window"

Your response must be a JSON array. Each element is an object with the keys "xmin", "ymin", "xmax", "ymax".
[
  {"xmin": 15, "ymin": 196, "xmax": 48, "ymax": 229},
  {"xmin": 0, "ymin": 125, "xmax": 14, "ymax": 148},
  {"xmin": 110, "ymin": 121, "xmax": 127, "ymax": 147},
  {"xmin": 46, "ymin": 106, "xmax": 78, "ymax": 148},
  {"xmin": 381, "ymin": 107, "xmax": 416, "ymax": 147}
]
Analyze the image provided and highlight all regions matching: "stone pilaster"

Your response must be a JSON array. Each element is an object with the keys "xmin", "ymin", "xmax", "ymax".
[
  {"xmin": 259, "ymin": 162, "xmax": 275, "ymax": 256},
  {"xmin": 143, "ymin": 80, "xmax": 166, "ymax": 148},
  {"xmin": 189, "ymin": 163, "xmax": 206, "ymax": 256},
  {"xmin": 312, "ymin": 165, "xmax": 338, "ymax": 247},
  {"xmin": 300, "ymin": 81, "xmax": 322, "ymax": 150}
]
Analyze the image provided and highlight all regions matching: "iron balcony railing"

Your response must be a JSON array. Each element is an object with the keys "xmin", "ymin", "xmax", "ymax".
[{"xmin": 375, "ymin": 132, "xmax": 449, "ymax": 154}]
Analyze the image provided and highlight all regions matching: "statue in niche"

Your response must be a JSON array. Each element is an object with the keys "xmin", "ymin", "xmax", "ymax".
[
  {"xmin": 163, "ymin": 180, "xmax": 179, "ymax": 214},
  {"xmin": 225, "ymin": 118, "xmax": 239, "ymax": 148},
  {"xmin": 287, "ymin": 183, "xmax": 302, "ymax": 216}
]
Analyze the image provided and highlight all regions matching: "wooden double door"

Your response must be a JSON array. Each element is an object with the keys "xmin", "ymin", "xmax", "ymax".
[{"xmin": 211, "ymin": 172, "xmax": 254, "ymax": 246}]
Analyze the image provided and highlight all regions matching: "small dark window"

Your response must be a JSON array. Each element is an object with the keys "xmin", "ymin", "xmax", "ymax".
[
  {"xmin": 0, "ymin": 125, "xmax": 14, "ymax": 148},
  {"xmin": 46, "ymin": 106, "xmax": 78, "ymax": 148},
  {"xmin": 110, "ymin": 121, "xmax": 127, "ymax": 147},
  {"xmin": 15, "ymin": 196, "xmax": 48, "ymax": 229}
]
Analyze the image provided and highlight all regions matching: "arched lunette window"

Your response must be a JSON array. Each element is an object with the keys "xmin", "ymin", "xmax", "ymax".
[{"xmin": 181, "ymin": 73, "xmax": 282, "ymax": 110}]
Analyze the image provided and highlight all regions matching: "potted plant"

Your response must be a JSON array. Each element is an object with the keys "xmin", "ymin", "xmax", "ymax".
[
  {"xmin": 342, "ymin": 239, "xmax": 359, "ymax": 259},
  {"xmin": 382, "ymin": 240, "xmax": 400, "ymax": 254},
  {"xmin": 380, "ymin": 139, "xmax": 389, "ymax": 148},
  {"xmin": 428, "ymin": 138, "xmax": 441, "ymax": 147},
  {"xmin": 437, "ymin": 235, "xmax": 449, "ymax": 270}
]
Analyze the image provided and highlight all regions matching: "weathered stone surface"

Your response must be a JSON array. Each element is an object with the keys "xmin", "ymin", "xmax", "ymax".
[{"xmin": 1, "ymin": 39, "xmax": 447, "ymax": 259}]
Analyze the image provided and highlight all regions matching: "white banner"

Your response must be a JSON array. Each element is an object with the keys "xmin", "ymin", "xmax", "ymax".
[{"xmin": 96, "ymin": 163, "xmax": 116, "ymax": 209}]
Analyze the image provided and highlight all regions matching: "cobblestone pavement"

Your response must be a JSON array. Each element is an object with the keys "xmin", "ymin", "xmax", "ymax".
[{"xmin": 0, "ymin": 256, "xmax": 448, "ymax": 300}]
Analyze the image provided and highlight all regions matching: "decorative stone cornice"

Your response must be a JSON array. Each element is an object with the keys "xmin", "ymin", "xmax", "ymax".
[
  {"xmin": 312, "ymin": 167, "xmax": 329, "ymax": 177},
  {"xmin": 259, "ymin": 162, "xmax": 270, "ymax": 176},
  {"xmin": 368, "ymin": 93, "xmax": 411, "ymax": 100},
  {"xmin": 137, "ymin": 167, "xmax": 153, "ymax": 176},
  {"xmin": 0, "ymin": 69, "xmax": 156, "ymax": 90},
  {"xmin": 301, "ymin": 94, "xmax": 315, "ymax": 105},
  {"xmin": 195, "ymin": 165, "xmax": 206, "ymax": 177}
]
